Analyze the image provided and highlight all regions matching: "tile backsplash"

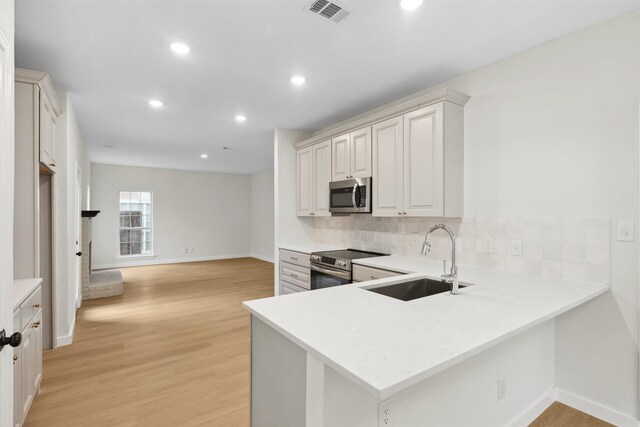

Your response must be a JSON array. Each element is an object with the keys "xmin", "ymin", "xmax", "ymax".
[{"xmin": 311, "ymin": 216, "xmax": 610, "ymax": 283}]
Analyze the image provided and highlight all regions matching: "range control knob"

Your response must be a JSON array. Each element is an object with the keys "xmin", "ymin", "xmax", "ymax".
[{"xmin": 337, "ymin": 260, "xmax": 347, "ymax": 267}]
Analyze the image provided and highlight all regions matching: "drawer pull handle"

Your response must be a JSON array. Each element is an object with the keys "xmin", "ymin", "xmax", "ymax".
[
  {"xmin": 32, "ymin": 321, "xmax": 41, "ymax": 329},
  {"xmin": 290, "ymin": 257, "xmax": 298, "ymax": 261},
  {"xmin": 13, "ymin": 355, "xmax": 18, "ymax": 365},
  {"xmin": 290, "ymin": 273, "xmax": 298, "ymax": 278},
  {"xmin": 33, "ymin": 303, "xmax": 41, "ymax": 308},
  {"xmin": 370, "ymin": 276, "xmax": 378, "ymax": 280}
]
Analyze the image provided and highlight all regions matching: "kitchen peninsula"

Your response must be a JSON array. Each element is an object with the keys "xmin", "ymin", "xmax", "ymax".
[{"xmin": 244, "ymin": 257, "xmax": 608, "ymax": 426}]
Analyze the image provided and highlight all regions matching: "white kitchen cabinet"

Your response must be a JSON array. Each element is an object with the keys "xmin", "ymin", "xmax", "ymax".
[
  {"xmin": 352, "ymin": 264, "xmax": 404, "ymax": 282},
  {"xmin": 372, "ymin": 116, "xmax": 404, "ymax": 217},
  {"xmin": 373, "ymin": 102, "xmax": 463, "ymax": 217},
  {"xmin": 331, "ymin": 133, "xmax": 350, "ymax": 181},
  {"xmin": 331, "ymin": 126, "xmax": 371, "ymax": 181},
  {"xmin": 13, "ymin": 284, "xmax": 43, "ymax": 427},
  {"xmin": 16, "ymin": 69, "xmax": 61, "ymax": 174},
  {"xmin": 296, "ymin": 140, "xmax": 331, "ymax": 217},
  {"xmin": 279, "ymin": 249, "xmax": 310, "ymax": 294}
]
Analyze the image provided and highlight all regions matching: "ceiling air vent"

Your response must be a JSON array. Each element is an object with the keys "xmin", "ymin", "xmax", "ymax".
[{"xmin": 306, "ymin": 0, "xmax": 352, "ymax": 24}]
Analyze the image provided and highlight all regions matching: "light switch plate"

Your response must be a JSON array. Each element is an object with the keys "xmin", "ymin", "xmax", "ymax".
[
  {"xmin": 510, "ymin": 239, "xmax": 523, "ymax": 256},
  {"xmin": 484, "ymin": 239, "xmax": 495, "ymax": 253},
  {"xmin": 617, "ymin": 221, "xmax": 634, "ymax": 242}
]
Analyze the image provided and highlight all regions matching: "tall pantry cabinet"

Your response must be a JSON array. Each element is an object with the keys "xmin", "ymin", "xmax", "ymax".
[{"xmin": 13, "ymin": 69, "xmax": 61, "ymax": 427}]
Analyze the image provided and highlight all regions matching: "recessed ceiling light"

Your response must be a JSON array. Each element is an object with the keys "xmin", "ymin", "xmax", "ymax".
[
  {"xmin": 235, "ymin": 114, "xmax": 247, "ymax": 122},
  {"xmin": 200, "ymin": 154, "xmax": 208, "ymax": 159},
  {"xmin": 400, "ymin": 0, "xmax": 423, "ymax": 10},
  {"xmin": 170, "ymin": 42, "xmax": 190, "ymax": 55},
  {"xmin": 290, "ymin": 75, "xmax": 306, "ymax": 86},
  {"xmin": 149, "ymin": 99, "xmax": 163, "ymax": 108}
]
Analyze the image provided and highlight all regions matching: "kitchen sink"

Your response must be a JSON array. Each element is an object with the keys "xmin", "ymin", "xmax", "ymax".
[{"xmin": 364, "ymin": 278, "xmax": 467, "ymax": 301}]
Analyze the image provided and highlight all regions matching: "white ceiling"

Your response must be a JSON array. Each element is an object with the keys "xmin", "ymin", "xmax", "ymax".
[{"xmin": 15, "ymin": 0, "xmax": 640, "ymax": 174}]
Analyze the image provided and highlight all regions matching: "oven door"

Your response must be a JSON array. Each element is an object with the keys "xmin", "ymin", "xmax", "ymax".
[
  {"xmin": 310, "ymin": 263, "xmax": 351, "ymax": 289},
  {"xmin": 329, "ymin": 177, "xmax": 371, "ymax": 213}
]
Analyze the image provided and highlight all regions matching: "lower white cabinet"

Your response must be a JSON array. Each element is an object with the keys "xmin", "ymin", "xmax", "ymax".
[
  {"xmin": 352, "ymin": 264, "xmax": 404, "ymax": 282},
  {"xmin": 279, "ymin": 249, "xmax": 311, "ymax": 294},
  {"xmin": 13, "ymin": 285, "xmax": 43, "ymax": 427}
]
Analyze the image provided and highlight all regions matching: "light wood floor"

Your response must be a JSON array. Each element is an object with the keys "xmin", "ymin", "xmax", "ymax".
[
  {"xmin": 25, "ymin": 258, "xmax": 610, "ymax": 426},
  {"xmin": 25, "ymin": 258, "xmax": 274, "ymax": 427},
  {"xmin": 530, "ymin": 402, "xmax": 614, "ymax": 426}
]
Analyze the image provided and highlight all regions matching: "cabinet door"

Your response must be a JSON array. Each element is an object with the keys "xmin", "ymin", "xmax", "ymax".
[
  {"xmin": 32, "ymin": 310, "xmax": 43, "ymax": 392},
  {"xmin": 331, "ymin": 133, "xmax": 350, "ymax": 181},
  {"xmin": 13, "ymin": 346, "xmax": 22, "ymax": 427},
  {"xmin": 350, "ymin": 126, "xmax": 371, "ymax": 179},
  {"xmin": 372, "ymin": 116, "xmax": 404, "ymax": 217},
  {"xmin": 313, "ymin": 141, "xmax": 332, "ymax": 217},
  {"xmin": 403, "ymin": 104, "xmax": 444, "ymax": 216},
  {"xmin": 296, "ymin": 147, "xmax": 313, "ymax": 216},
  {"xmin": 39, "ymin": 94, "xmax": 54, "ymax": 168},
  {"xmin": 20, "ymin": 325, "xmax": 34, "ymax": 422}
]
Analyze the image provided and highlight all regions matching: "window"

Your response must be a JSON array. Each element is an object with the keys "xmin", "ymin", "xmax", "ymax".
[{"xmin": 119, "ymin": 191, "xmax": 153, "ymax": 256}]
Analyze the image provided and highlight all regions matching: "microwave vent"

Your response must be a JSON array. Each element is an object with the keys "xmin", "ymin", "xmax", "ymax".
[{"xmin": 306, "ymin": 0, "xmax": 352, "ymax": 24}]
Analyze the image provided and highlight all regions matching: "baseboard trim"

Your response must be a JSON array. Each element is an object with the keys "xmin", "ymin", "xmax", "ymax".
[
  {"xmin": 56, "ymin": 316, "xmax": 76, "ymax": 347},
  {"xmin": 93, "ymin": 254, "xmax": 253, "ymax": 270},
  {"xmin": 555, "ymin": 388, "xmax": 638, "ymax": 427},
  {"xmin": 250, "ymin": 254, "xmax": 275, "ymax": 263},
  {"xmin": 507, "ymin": 388, "xmax": 555, "ymax": 427}
]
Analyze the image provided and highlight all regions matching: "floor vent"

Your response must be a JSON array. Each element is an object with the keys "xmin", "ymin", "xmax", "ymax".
[{"xmin": 306, "ymin": 0, "xmax": 352, "ymax": 23}]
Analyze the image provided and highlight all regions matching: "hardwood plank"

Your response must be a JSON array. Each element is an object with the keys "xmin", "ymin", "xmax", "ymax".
[
  {"xmin": 529, "ymin": 402, "xmax": 614, "ymax": 427},
  {"xmin": 25, "ymin": 258, "xmax": 274, "ymax": 427}
]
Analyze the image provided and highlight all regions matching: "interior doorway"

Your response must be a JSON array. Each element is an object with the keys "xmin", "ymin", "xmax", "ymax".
[{"xmin": 75, "ymin": 163, "xmax": 82, "ymax": 308}]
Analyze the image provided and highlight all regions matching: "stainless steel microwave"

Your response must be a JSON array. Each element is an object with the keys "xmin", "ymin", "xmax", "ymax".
[{"xmin": 329, "ymin": 177, "xmax": 371, "ymax": 214}]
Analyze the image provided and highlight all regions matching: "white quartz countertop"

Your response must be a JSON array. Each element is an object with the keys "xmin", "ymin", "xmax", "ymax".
[
  {"xmin": 279, "ymin": 243, "xmax": 346, "ymax": 255},
  {"xmin": 13, "ymin": 278, "xmax": 43, "ymax": 310},
  {"xmin": 244, "ymin": 256, "xmax": 608, "ymax": 400}
]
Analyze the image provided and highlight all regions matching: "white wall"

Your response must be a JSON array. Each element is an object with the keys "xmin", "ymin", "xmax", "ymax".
[
  {"xmin": 54, "ymin": 92, "xmax": 91, "ymax": 346},
  {"xmin": 91, "ymin": 164, "xmax": 252, "ymax": 268},
  {"xmin": 250, "ymin": 169, "xmax": 275, "ymax": 263},
  {"xmin": 284, "ymin": 9, "xmax": 640, "ymax": 420}
]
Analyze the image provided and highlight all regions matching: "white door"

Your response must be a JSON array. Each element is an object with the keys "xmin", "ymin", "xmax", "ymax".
[
  {"xmin": 350, "ymin": 126, "xmax": 371, "ymax": 179},
  {"xmin": 75, "ymin": 164, "xmax": 82, "ymax": 308},
  {"xmin": 296, "ymin": 147, "xmax": 313, "ymax": 216},
  {"xmin": 312, "ymin": 141, "xmax": 331, "ymax": 217},
  {"xmin": 403, "ymin": 104, "xmax": 444, "ymax": 216},
  {"xmin": 331, "ymin": 133, "xmax": 350, "ymax": 181},
  {"xmin": 0, "ymin": 10, "xmax": 15, "ymax": 427},
  {"xmin": 372, "ymin": 116, "xmax": 404, "ymax": 217}
]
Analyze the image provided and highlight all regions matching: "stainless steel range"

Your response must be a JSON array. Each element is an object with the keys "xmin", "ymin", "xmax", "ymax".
[{"xmin": 309, "ymin": 249, "xmax": 388, "ymax": 290}]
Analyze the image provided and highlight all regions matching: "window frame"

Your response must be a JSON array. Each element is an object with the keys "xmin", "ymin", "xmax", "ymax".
[{"xmin": 117, "ymin": 190, "xmax": 155, "ymax": 259}]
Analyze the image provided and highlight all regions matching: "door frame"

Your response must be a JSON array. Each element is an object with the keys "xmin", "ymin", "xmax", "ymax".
[
  {"xmin": 75, "ymin": 162, "xmax": 82, "ymax": 309},
  {"xmin": 0, "ymin": 18, "xmax": 15, "ymax": 427}
]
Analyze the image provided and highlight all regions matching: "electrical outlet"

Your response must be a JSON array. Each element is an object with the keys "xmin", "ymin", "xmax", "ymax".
[
  {"xmin": 189, "ymin": 248, "xmax": 194, "ymax": 253},
  {"xmin": 183, "ymin": 248, "xmax": 189, "ymax": 254},
  {"xmin": 379, "ymin": 399, "xmax": 392, "ymax": 426},
  {"xmin": 497, "ymin": 378, "xmax": 506, "ymax": 401},
  {"xmin": 617, "ymin": 221, "xmax": 634, "ymax": 242},
  {"xmin": 484, "ymin": 239, "xmax": 495, "ymax": 253},
  {"xmin": 510, "ymin": 239, "xmax": 523, "ymax": 256}
]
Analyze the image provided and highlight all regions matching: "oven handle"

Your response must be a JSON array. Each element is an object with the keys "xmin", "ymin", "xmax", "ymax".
[
  {"xmin": 352, "ymin": 183, "xmax": 359, "ymax": 211},
  {"xmin": 310, "ymin": 263, "xmax": 351, "ymax": 280}
]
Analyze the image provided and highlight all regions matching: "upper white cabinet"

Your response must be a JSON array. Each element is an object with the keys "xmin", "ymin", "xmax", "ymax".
[
  {"xmin": 16, "ymin": 69, "xmax": 62, "ymax": 173},
  {"xmin": 373, "ymin": 102, "xmax": 463, "ymax": 217},
  {"xmin": 372, "ymin": 116, "xmax": 404, "ymax": 217},
  {"xmin": 295, "ymin": 88, "xmax": 468, "ymax": 218},
  {"xmin": 331, "ymin": 126, "xmax": 372, "ymax": 181},
  {"xmin": 297, "ymin": 140, "xmax": 331, "ymax": 217}
]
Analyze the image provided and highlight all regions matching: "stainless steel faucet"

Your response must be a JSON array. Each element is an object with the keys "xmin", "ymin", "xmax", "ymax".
[{"xmin": 421, "ymin": 224, "xmax": 459, "ymax": 295}]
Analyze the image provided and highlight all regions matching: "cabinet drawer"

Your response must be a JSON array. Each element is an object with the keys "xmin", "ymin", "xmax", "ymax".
[
  {"xmin": 280, "ymin": 262, "xmax": 310, "ymax": 290},
  {"xmin": 352, "ymin": 264, "xmax": 403, "ymax": 282},
  {"xmin": 20, "ymin": 286, "xmax": 42, "ymax": 331},
  {"xmin": 281, "ymin": 281, "xmax": 308, "ymax": 295},
  {"xmin": 279, "ymin": 249, "xmax": 310, "ymax": 268}
]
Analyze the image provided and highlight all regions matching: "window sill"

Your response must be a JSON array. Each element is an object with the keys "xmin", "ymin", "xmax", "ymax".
[{"xmin": 117, "ymin": 254, "xmax": 156, "ymax": 260}]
